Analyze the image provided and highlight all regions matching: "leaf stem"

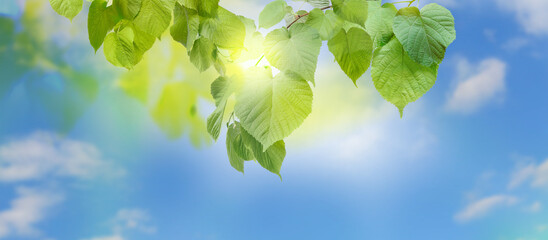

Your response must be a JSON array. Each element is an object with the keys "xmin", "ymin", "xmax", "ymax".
[
  {"xmin": 255, "ymin": 54, "xmax": 265, "ymax": 66},
  {"xmin": 408, "ymin": 0, "xmax": 416, "ymax": 7},
  {"xmin": 286, "ymin": 5, "xmax": 332, "ymax": 29},
  {"xmin": 391, "ymin": 0, "xmax": 412, "ymax": 5},
  {"xmin": 391, "ymin": 0, "xmax": 417, "ymax": 7}
]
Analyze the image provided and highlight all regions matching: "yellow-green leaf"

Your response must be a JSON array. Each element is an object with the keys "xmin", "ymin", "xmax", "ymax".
[
  {"xmin": 49, "ymin": 0, "xmax": 83, "ymax": 20},
  {"xmin": 327, "ymin": 27, "xmax": 373, "ymax": 85},
  {"xmin": 371, "ymin": 38, "xmax": 438, "ymax": 116}
]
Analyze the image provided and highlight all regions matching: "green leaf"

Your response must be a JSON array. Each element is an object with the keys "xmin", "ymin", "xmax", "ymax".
[
  {"xmin": 371, "ymin": 38, "xmax": 438, "ymax": 117},
  {"xmin": 230, "ymin": 16, "xmax": 264, "ymax": 62},
  {"xmin": 103, "ymin": 27, "xmax": 135, "ymax": 69},
  {"xmin": 235, "ymin": 68, "xmax": 313, "ymax": 150},
  {"xmin": 133, "ymin": 0, "xmax": 175, "ymax": 37},
  {"xmin": 331, "ymin": 0, "xmax": 369, "ymax": 25},
  {"xmin": 294, "ymin": 0, "xmax": 330, "ymax": 8},
  {"xmin": 305, "ymin": 9, "xmax": 343, "ymax": 41},
  {"xmin": 226, "ymin": 122, "xmax": 254, "ymax": 173},
  {"xmin": 88, "ymin": 0, "xmax": 119, "ymax": 52},
  {"xmin": 365, "ymin": 3, "xmax": 397, "ymax": 48},
  {"xmin": 240, "ymin": 125, "xmax": 286, "ymax": 177},
  {"xmin": 259, "ymin": 0, "xmax": 288, "ymax": 29},
  {"xmin": 116, "ymin": 0, "xmax": 142, "ymax": 20},
  {"xmin": 206, "ymin": 76, "xmax": 235, "ymax": 140},
  {"xmin": 170, "ymin": 3, "xmax": 200, "ymax": 50},
  {"xmin": 230, "ymin": 123, "xmax": 254, "ymax": 161},
  {"xmin": 102, "ymin": 22, "xmax": 155, "ymax": 69},
  {"xmin": 200, "ymin": 7, "xmax": 246, "ymax": 49},
  {"xmin": 49, "ymin": 0, "xmax": 83, "ymax": 20},
  {"xmin": 285, "ymin": 10, "xmax": 308, "ymax": 26},
  {"xmin": 189, "ymin": 37, "xmax": 215, "ymax": 72},
  {"xmin": 392, "ymin": 3, "xmax": 456, "ymax": 66},
  {"xmin": 180, "ymin": 0, "xmax": 219, "ymax": 17},
  {"xmin": 366, "ymin": 0, "xmax": 382, "ymax": 16},
  {"xmin": 212, "ymin": 49, "xmax": 227, "ymax": 75},
  {"xmin": 132, "ymin": 25, "xmax": 156, "ymax": 63},
  {"xmin": 263, "ymin": 23, "xmax": 321, "ymax": 83},
  {"xmin": 328, "ymin": 27, "xmax": 373, "ymax": 85}
]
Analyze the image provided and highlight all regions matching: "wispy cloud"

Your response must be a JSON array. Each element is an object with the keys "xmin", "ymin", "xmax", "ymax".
[
  {"xmin": 0, "ymin": 131, "xmax": 124, "ymax": 182},
  {"xmin": 495, "ymin": 0, "xmax": 548, "ymax": 35},
  {"xmin": 508, "ymin": 158, "xmax": 548, "ymax": 189},
  {"xmin": 454, "ymin": 195, "xmax": 518, "ymax": 223},
  {"xmin": 456, "ymin": 155, "xmax": 548, "ymax": 229},
  {"xmin": 502, "ymin": 37, "xmax": 530, "ymax": 52},
  {"xmin": 525, "ymin": 201, "xmax": 542, "ymax": 213},
  {"xmin": 0, "ymin": 187, "xmax": 63, "ymax": 238},
  {"xmin": 446, "ymin": 58, "xmax": 507, "ymax": 114},
  {"xmin": 112, "ymin": 209, "xmax": 157, "ymax": 235},
  {"xmin": 82, "ymin": 209, "xmax": 156, "ymax": 240},
  {"xmin": 0, "ymin": 131, "xmax": 123, "ymax": 239}
]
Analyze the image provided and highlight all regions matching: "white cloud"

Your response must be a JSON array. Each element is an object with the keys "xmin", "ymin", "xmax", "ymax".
[
  {"xmin": 508, "ymin": 158, "xmax": 548, "ymax": 189},
  {"xmin": 0, "ymin": 187, "xmax": 63, "ymax": 238},
  {"xmin": 526, "ymin": 201, "xmax": 542, "ymax": 213},
  {"xmin": 0, "ymin": 132, "xmax": 123, "ymax": 239},
  {"xmin": 446, "ymin": 58, "xmax": 507, "ymax": 114},
  {"xmin": 454, "ymin": 195, "xmax": 518, "ymax": 222},
  {"xmin": 502, "ymin": 37, "xmax": 530, "ymax": 51},
  {"xmin": 82, "ymin": 209, "xmax": 156, "ymax": 240},
  {"xmin": 112, "ymin": 209, "xmax": 156, "ymax": 234},
  {"xmin": 82, "ymin": 235, "xmax": 124, "ymax": 240},
  {"xmin": 0, "ymin": 131, "xmax": 123, "ymax": 182},
  {"xmin": 496, "ymin": 0, "xmax": 548, "ymax": 35}
]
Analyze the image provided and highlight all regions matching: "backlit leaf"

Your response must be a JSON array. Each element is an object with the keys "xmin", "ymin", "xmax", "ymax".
[
  {"xmin": 49, "ymin": 0, "xmax": 82, "ymax": 20},
  {"xmin": 103, "ymin": 27, "xmax": 135, "ymax": 69},
  {"xmin": 116, "ymin": 0, "xmax": 142, "ymax": 20},
  {"xmin": 393, "ymin": 3, "xmax": 456, "ymax": 66},
  {"xmin": 235, "ymin": 68, "xmax": 313, "ymax": 150},
  {"xmin": 259, "ymin": 0, "xmax": 288, "ymax": 29},
  {"xmin": 170, "ymin": 3, "xmax": 199, "ymax": 49},
  {"xmin": 180, "ymin": 0, "xmax": 219, "ymax": 17},
  {"xmin": 263, "ymin": 23, "xmax": 321, "ymax": 83},
  {"xmin": 88, "ymin": 0, "xmax": 119, "ymax": 52},
  {"xmin": 133, "ymin": 0, "xmax": 175, "ymax": 37},
  {"xmin": 240, "ymin": 125, "xmax": 286, "ymax": 177},
  {"xmin": 207, "ymin": 76, "xmax": 235, "ymax": 140},
  {"xmin": 365, "ymin": 2, "xmax": 397, "ymax": 48},
  {"xmin": 189, "ymin": 37, "xmax": 215, "ymax": 72},
  {"xmin": 371, "ymin": 37, "xmax": 438, "ymax": 116},
  {"xmin": 200, "ymin": 7, "xmax": 246, "ymax": 49},
  {"xmin": 332, "ymin": 0, "xmax": 369, "ymax": 25},
  {"xmin": 328, "ymin": 27, "xmax": 373, "ymax": 85},
  {"xmin": 294, "ymin": 0, "xmax": 330, "ymax": 8},
  {"xmin": 305, "ymin": 9, "xmax": 343, "ymax": 41},
  {"xmin": 226, "ymin": 122, "xmax": 254, "ymax": 173}
]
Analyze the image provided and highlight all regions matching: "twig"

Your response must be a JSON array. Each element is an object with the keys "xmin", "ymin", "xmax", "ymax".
[{"xmin": 287, "ymin": 5, "xmax": 332, "ymax": 29}]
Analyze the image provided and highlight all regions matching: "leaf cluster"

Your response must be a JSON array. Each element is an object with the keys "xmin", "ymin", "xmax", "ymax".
[{"xmin": 49, "ymin": 0, "xmax": 456, "ymax": 176}]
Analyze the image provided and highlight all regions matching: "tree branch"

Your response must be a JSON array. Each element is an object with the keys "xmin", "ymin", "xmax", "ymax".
[{"xmin": 287, "ymin": 5, "xmax": 332, "ymax": 29}]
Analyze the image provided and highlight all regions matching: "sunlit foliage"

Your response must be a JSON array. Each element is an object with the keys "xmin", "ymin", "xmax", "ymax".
[{"xmin": 40, "ymin": 0, "xmax": 456, "ymax": 175}]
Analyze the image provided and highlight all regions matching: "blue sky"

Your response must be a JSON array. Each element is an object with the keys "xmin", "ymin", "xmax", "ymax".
[{"xmin": 0, "ymin": 0, "xmax": 548, "ymax": 239}]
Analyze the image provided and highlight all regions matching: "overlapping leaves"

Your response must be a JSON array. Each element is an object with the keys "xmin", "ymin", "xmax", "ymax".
[
  {"xmin": 48, "ymin": 0, "xmax": 456, "ymax": 176},
  {"xmin": 393, "ymin": 3, "xmax": 456, "ymax": 66}
]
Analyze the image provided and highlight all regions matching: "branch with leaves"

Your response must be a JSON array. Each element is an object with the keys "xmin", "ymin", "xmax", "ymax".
[{"xmin": 48, "ymin": 0, "xmax": 456, "ymax": 176}]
